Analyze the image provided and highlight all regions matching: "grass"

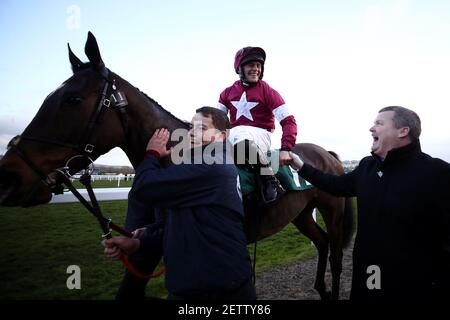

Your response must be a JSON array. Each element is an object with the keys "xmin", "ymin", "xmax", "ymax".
[
  {"xmin": 70, "ymin": 179, "xmax": 134, "ymax": 189},
  {"xmin": 0, "ymin": 200, "xmax": 331, "ymax": 300},
  {"xmin": 249, "ymin": 224, "xmax": 319, "ymax": 273}
]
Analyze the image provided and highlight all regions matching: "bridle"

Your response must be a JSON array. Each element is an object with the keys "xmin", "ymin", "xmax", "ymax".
[
  {"xmin": 7, "ymin": 68, "xmax": 163, "ymax": 279},
  {"xmin": 8, "ymin": 68, "xmax": 129, "ymax": 194}
]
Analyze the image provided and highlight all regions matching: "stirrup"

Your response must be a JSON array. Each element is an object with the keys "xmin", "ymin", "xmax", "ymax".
[{"xmin": 261, "ymin": 179, "xmax": 285, "ymax": 205}]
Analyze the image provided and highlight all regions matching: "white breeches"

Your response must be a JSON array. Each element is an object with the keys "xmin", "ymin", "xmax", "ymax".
[{"xmin": 227, "ymin": 125, "xmax": 272, "ymax": 154}]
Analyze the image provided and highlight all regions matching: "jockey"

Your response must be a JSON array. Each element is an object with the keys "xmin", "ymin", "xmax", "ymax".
[{"xmin": 215, "ymin": 46, "xmax": 298, "ymax": 203}]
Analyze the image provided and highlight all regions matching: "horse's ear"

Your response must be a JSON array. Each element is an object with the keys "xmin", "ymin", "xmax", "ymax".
[
  {"xmin": 84, "ymin": 31, "xmax": 106, "ymax": 71},
  {"xmin": 68, "ymin": 43, "xmax": 83, "ymax": 73}
]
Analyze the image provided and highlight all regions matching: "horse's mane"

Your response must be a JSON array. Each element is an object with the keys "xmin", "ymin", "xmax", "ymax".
[
  {"xmin": 328, "ymin": 150, "xmax": 341, "ymax": 162},
  {"xmin": 139, "ymin": 91, "xmax": 190, "ymax": 128}
]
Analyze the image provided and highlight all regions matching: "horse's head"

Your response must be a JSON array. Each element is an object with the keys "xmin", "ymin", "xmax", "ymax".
[{"xmin": 0, "ymin": 32, "xmax": 128, "ymax": 207}]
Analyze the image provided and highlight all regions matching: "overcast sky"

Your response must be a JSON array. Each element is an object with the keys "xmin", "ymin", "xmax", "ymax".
[{"xmin": 1, "ymin": 0, "xmax": 449, "ymax": 166}]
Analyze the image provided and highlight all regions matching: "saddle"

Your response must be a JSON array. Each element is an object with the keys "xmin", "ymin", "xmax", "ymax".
[{"xmin": 238, "ymin": 150, "xmax": 314, "ymax": 198}]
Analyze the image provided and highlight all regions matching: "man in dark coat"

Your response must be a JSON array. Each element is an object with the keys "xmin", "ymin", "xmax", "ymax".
[
  {"xmin": 288, "ymin": 106, "xmax": 450, "ymax": 301},
  {"xmin": 102, "ymin": 107, "xmax": 256, "ymax": 300}
]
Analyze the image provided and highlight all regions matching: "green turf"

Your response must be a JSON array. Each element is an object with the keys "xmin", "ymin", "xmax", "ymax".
[
  {"xmin": 0, "ymin": 200, "xmax": 341, "ymax": 299},
  {"xmin": 70, "ymin": 179, "xmax": 133, "ymax": 189}
]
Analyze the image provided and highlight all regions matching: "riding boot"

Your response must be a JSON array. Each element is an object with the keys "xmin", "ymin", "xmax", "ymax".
[
  {"xmin": 258, "ymin": 164, "xmax": 285, "ymax": 204},
  {"xmin": 233, "ymin": 139, "xmax": 285, "ymax": 204}
]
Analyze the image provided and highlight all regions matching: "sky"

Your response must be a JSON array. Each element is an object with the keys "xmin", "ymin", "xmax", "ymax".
[{"xmin": 1, "ymin": 0, "xmax": 450, "ymax": 166}]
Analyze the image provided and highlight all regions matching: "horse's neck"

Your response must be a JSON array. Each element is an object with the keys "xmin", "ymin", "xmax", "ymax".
[{"xmin": 117, "ymin": 78, "xmax": 188, "ymax": 168}]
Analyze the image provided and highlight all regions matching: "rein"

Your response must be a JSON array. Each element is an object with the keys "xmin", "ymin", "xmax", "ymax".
[
  {"xmin": 7, "ymin": 70, "xmax": 164, "ymax": 279},
  {"xmin": 57, "ymin": 160, "xmax": 164, "ymax": 279}
]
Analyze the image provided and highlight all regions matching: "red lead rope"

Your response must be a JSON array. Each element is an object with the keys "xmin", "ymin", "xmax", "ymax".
[
  {"xmin": 122, "ymin": 256, "xmax": 165, "ymax": 279},
  {"xmin": 108, "ymin": 221, "xmax": 165, "ymax": 279}
]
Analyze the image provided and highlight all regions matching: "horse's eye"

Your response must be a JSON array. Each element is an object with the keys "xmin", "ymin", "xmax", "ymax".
[{"xmin": 64, "ymin": 96, "xmax": 83, "ymax": 105}]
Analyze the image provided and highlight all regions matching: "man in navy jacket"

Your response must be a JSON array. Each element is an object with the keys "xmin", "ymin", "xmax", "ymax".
[
  {"xmin": 103, "ymin": 107, "xmax": 255, "ymax": 300},
  {"xmin": 288, "ymin": 106, "xmax": 450, "ymax": 301}
]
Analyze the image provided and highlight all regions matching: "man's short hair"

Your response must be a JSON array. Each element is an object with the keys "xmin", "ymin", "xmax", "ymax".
[
  {"xmin": 195, "ymin": 106, "xmax": 230, "ymax": 132},
  {"xmin": 379, "ymin": 106, "xmax": 421, "ymax": 140}
]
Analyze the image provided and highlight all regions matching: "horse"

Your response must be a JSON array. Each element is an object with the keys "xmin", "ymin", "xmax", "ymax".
[{"xmin": 0, "ymin": 32, "xmax": 353, "ymax": 300}]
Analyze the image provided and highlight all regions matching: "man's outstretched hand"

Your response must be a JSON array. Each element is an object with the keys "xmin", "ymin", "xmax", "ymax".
[
  {"xmin": 279, "ymin": 150, "xmax": 293, "ymax": 166},
  {"xmin": 287, "ymin": 151, "xmax": 304, "ymax": 171},
  {"xmin": 146, "ymin": 128, "xmax": 171, "ymax": 158}
]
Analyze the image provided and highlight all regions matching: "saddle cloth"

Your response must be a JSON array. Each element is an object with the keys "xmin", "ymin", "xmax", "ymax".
[{"xmin": 238, "ymin": 150, "xmax": 314, "ymax": 196}]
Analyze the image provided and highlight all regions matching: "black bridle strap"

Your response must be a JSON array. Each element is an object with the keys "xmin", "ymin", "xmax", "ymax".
[
  {"xmin": 8, "ymin": 70, "xmax": 128, "ymax": 195},
  {"xmin": 7, "ymin": 137, "xmax": 65, "ymax": 197},
  {"xmin": 77, "ymin": 74, "xmax": 129, "ymax": 155},
  {"xmin": 17, "ymin": 78, "xmax": 112, "ymax": 158},
  {"xmin": 9, "ymin": 143, "xmax": 50, "ymax": 184},
  {"xmin": 77, "ymin": 78, "xmax": 112, "ymax": 154}
]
